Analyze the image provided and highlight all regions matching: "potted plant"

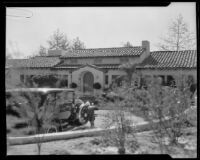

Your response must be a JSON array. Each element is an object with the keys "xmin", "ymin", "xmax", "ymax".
[
  {"xmin": 70, "ymin": 82, "xmax": 77, "ymax": 88},
  {"xmin": 93, "ymin": 82, "xmax": 101, "ymax": 90}
]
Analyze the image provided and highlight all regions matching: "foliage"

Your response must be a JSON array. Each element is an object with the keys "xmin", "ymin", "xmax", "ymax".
[
  {"xmin": 99, "ymin": 63, "xmax": 196, "ymax": 154},
  {"xmin": 120, "ymin": 76, "xmax": 194, "ymax": 153},
  {"xmin": 6, "ymin": 89, "xmax": 62, "ymax": 154},
  {"xmin": 23, "ymin": 74, "xmax": 69, "ymax": 88},
  {"xmin": 100, "ymin": 99, "xmax": 139, "ymax": 154},
  {"xmin": 71, "ymin": 37, "xmax": 86, "ymax": 50},
  {"xmin": 39, "ymin": 45, "xmax": 47, "ymax": 56},
  {"xmin": 93, "ymin": 82, "xmax": 102, "ymax": 89},
  {"xmin": 55, "ymin": 78, "xmax": 68, "ymax": 88},
  {"xmin": 123, "ymin": 41, "xmax": 133, "ymax": 47},
  {"xmin": 119, "ymin": 62, "xmax": 138, "ymax": 87},
  {"xmin": 99, "ymin": 84, "xmax": 140, "ymax": 154},
  {"xmin": 70, "ymin": 82, "xmax": 77, "ymax": 88},
  {"xmin": 47, "ymin": 29, "xmax": 71, "ymax": 51},
  {"xmin": 157, "ymin": 14, "xmax": 196, "ymax": 51},
  {"xmin": 23, "ymin": 75, "xmax": 58, "ymax": 88}
]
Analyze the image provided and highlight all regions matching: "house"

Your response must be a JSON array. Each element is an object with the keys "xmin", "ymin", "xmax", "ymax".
[{"xmin": 6, "ymin": 41, "xmax": 197, "ymax": 95}]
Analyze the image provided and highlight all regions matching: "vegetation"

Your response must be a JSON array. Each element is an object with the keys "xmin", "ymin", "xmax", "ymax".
[
  {"xmin": 93, "ymin": 82, "xmax": 102, "ymax": 90},
  {"xmin": 6, "ymin": 88, "xmax": 61, "ymax": 154},
  {"xmin": 38, "ymin": 45, "xmax": 47, "ymax": 56},
  {"xmin": 123, "ymin": 41, "xmax": 133, "ymax": 47},
  {"xmin": 100, "ymin": 99, "xmax": 139, "ymax": 154},
  {"xmin": 97, "ymin": 58, "xmax": 196, "ymax": 155},
  {"xmin": 71, "ymin": 37, "xmax": 86, "ymax": 50},
  {"xmin": 70, "ymin": 82, "xmax": 77, "ymax": 89},
  {"xmin": 119, "ymin": 62, "xmax": 138, "ymax": 87},
  {"xmin": 157, "ymin": 14, "xmax": 196, "ymax": 51},
  {"xmin": 101, "ymin": 75, "xmax": 195, "ymax": 154},
  {"xmin": 47, "ymin": 29, "xmax": 71, "ymax": 51},
  {"xmin": 36, "ymin": 29, "xmax": 86, "ymax": 57}
]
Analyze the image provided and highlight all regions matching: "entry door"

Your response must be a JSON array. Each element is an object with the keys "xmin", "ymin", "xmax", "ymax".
[{"xmin": 83, "ymin": 72, "xmax": 94, "ymax": 93}]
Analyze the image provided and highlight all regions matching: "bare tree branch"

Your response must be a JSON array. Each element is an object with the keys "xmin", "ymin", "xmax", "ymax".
[{"xmin": 157, "ymin": 14, "xmax": 196, "ymax": 51}]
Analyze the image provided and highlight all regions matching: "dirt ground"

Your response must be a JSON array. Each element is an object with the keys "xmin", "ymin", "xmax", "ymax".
[
  {"xmin": 7, "ymin": 128, "xmax": 197, "ymax": 157},
  {"xmin": 7, "ymin": 110, "xmax": 197, "ymax": 157}
]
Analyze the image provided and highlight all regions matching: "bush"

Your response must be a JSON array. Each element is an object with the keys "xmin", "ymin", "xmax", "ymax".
[
  {"xmin": 70, "ymin": 82, "xmax": 77, "ymax": 88},
  {"xmin": 29, "ymin": 75, "xmax": 58, "ymax": 87},
  {"xmin": 98, "ymin": 75, "xmax": 195, "ymax": 154},
  {"xmin": 93, "ymin": 82, "xmax": 101, "ymax": 89}
]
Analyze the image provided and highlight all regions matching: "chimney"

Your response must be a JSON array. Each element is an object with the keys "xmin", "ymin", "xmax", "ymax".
[
  {"xmin": 142, "ymin": 40, "xmax": 150, "ymax": 56},
  {"xmin": 48, "ymin": 49, "xmax": 63, "ymax": 56},
  {"xmin": 140, "ymin": 40, "xmax": 150, "ymax": 62}
]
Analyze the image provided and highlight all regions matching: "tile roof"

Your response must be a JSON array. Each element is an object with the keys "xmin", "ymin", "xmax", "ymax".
[
  {"xmin": 61, "ymin": 47, "xmax": 144, "ymax": 58},
  {"xmin": 6, "ymin": 59, "xmax": 29, "ymax": 68},
  {"xmin": 6, "ymin": 56, "xmax": 61, "ymax": 68},
  {"xmin": 53, "ymin": 64, "xmax": 120, "ymax": 69},
  {"xmin": 6, "ymin": 50, "xmax": 197, "ymax": 70},
  {"xmin": 137, "ymin": 50, "xmax": 197, "ymax": 69}
]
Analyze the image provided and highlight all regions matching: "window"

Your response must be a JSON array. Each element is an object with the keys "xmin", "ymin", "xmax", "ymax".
[
  {"xmin": 63, "ymin": 75, "xmax": 68, "ymax": 87},
  {"xmin": 20, "ymin": 74, "xmax": 24, "ymax": 83},
  {"xmin": 158, "ymin": 75, "xmax": 165, "ymax": 85},
  {"xmin": 112, "ymin": 75, "xmax": 121, "ymax": 87},
  {"xmin": 58, "ymin": 75, "xmax": 68, "ymax": 88},
  {"xmin": 167, "ymin": 75, "xmax": 175, "ymax": 86},
  {"xmin": 105, "ymin": 75, "xmax": 108, "ymax": 85},
  {"xmin": 112, "ymin": 75, "xmax": 119, "ymax": 81},
  {"xmin": 94, "ymin": 58, "xmax": 102, "ymax": 64}
]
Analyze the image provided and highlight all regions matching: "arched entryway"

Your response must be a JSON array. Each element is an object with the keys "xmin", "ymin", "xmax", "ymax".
[{"xmin": 83, "ymin": 72, "xmax": 94, "ymax": 93}]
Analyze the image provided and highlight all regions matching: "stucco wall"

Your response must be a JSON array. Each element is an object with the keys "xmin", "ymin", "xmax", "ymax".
[
  {"xmin": 105, "ymin": 70, "xmax": 126, "ymax": 87},
  {"xmin": 6, "ymin": 65, "xmax": 196, "ymax": 95},
  {"xmin": 62, "ymin": 57, "xmax": 140, "ymax": 65},
  {"xmin": 6, "ymin": 68, "xmax": 21, "ymax": 88},
  {"xmin": 139, "ymin": 69, "xmax": 197, "ymax": 83},
  {"xmin": 8, "ymin": 68, "xmax": 71, "ymax": 88},
  {"xmin": 72, "ymin": 66, "xmax": 104, "ymax": 92},
  {"xmin": 19, "ymin": 68, "xmax": 70, "ymax": 76}
]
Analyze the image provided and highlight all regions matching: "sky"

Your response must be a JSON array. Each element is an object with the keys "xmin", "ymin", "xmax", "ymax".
[{"xmin": 6, "ymin": 2, "xmax": 196, "ymax": 58}]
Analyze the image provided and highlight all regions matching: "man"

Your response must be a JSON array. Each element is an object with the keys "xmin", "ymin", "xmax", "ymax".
[{"xmin": 85, "ymin": 101, "xmax": 97, "ymax": 128}]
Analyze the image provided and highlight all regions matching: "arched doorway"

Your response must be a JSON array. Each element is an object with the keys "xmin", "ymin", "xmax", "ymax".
[{"xmin": 83, "ymin": 72, "xmax": 94, "ymax": 93}]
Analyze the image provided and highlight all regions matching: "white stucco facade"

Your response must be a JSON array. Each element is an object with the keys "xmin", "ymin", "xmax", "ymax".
[{"xmin": 6, "ymin": 41, "xmax": 197, "ymax": 95}]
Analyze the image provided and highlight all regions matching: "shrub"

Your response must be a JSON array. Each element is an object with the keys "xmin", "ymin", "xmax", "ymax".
[
  {"xmin": 98, "ymin": 74, "xmax": 195, "ymax": 155},
  {"xmin": 6, "ymin": 91, "xmax": 61, "ymax": 155},
  {"xmin": 100, "ymin": 99, "xmax": 139, "ymax": 154},
  {"xmin": 93, "ymin": 82, "xmax": 101, "ymax": 89},
  {"xmin": 31, "ymin": 75, "xmax": 58, "ymax": 87},
  {"xmin": 70, "ymin": 82, "xmax": 77, "ymax": 88}
]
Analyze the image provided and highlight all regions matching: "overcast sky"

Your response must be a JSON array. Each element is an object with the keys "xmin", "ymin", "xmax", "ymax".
[{"xmin": 6, "ymin": 2, "xmax": 196, "ymax": 58}]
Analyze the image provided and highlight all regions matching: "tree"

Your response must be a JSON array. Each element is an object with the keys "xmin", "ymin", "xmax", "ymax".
[
  {"xmin": 98, "ymin": 71, "xmax": 196, "ymax": 155},
  {"xmin": 122, "ymin": 75, "xmax": 195, "ymax": 154},
  {"xmin": 6, "ymin": 87, "xmax": 61, "ymax": 154},
  {"xmin": 47, "ymin": 29, "xmax": 71, "ymax": 51},
  {"xmin": 39, "ymin": 45, "xmax": 47, "ymax": 56},
  {"xmin": 119, "ymin": 62, "xmax": 138, "ymax": 87},
  {"xmin": 158, "ymin": 14, "xmax": 196, "ymax": 51},
  {"xmin": 71, "ymin": 37, "xmax": 85, "ymax": 50},
  {"xmin": 101, "ymin": 97, "xmax": 139, "ymax": 154},
  {"xmin": 123, "ymin": 41, "xmax": 133, "ymax": 47}
]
